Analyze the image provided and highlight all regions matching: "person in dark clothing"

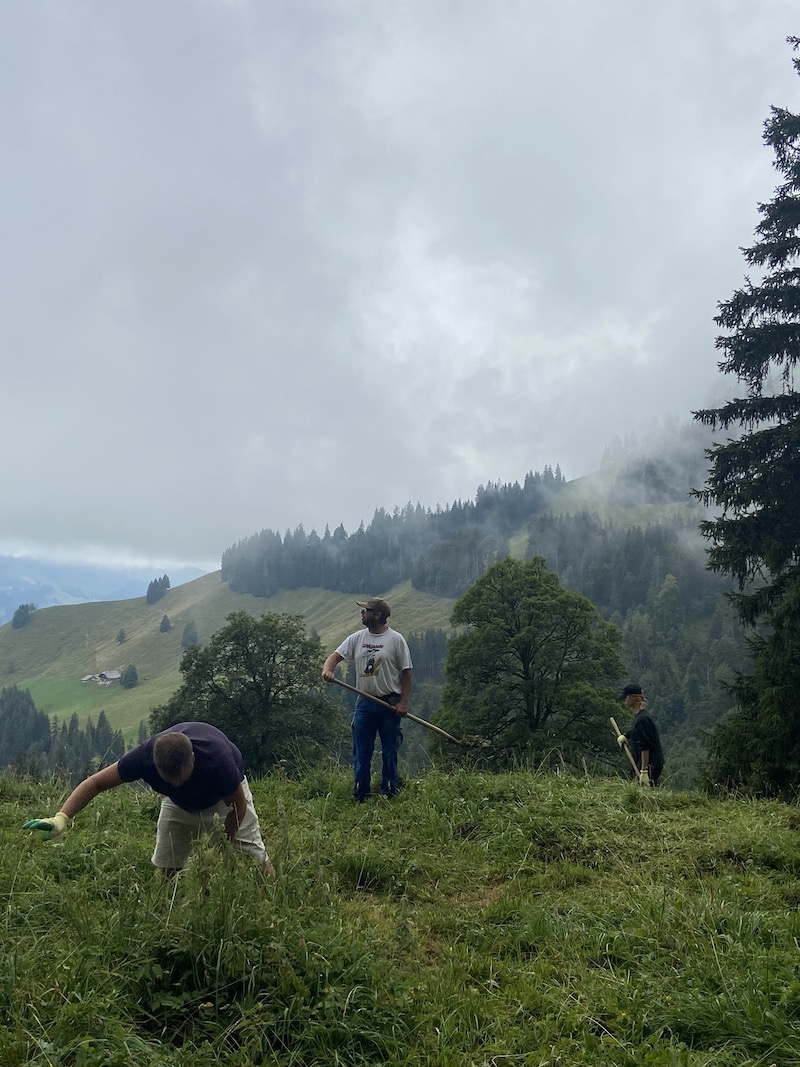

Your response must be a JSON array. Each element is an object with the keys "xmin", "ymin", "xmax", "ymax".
[
  {"xmin": 23, "ymin": 721, "xmax": 274, "ymax": 876},
  {"xmin": 616, "ymin": 683, "xmax": 664, "ymax": 786}
]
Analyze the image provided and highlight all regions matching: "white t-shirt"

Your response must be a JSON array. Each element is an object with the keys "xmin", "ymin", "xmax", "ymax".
[{"xmin": 336, "ymin": 627, "xmax": 413, "ymax": 697}]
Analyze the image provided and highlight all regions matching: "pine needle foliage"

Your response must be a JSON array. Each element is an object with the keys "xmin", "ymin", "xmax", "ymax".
[{"xmin": 693, "ymin": 38, "xmax": 800, "ymax": 794}]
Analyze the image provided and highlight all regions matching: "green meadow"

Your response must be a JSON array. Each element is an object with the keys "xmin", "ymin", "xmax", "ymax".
[
  {"xmin": 3, "ymin": 766, "xmax": 800, "ymax": 1065},
  {"xmin": 0, "ymin": 576, "xmax": 455, "ymax": 739}
]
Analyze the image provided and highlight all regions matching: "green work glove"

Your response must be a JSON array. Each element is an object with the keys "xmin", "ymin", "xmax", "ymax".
[
  {"xmin": 23, "ymin": 811, "xmax": 72, "ymax": 840},
  {"xmin": 616, "ymin": 734, "xmax": 627, "ymax": 747}
]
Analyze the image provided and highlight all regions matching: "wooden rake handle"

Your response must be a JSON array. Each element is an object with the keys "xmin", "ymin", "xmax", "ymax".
[
  {"xmin": 610, "ymin": 716, "xmax": 639, "ymax": 774},
  {"xmin": 330, "ymin": 676, "xmax": 465, "ymax": 746}
]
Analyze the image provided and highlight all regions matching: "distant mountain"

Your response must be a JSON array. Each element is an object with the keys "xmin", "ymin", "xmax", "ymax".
[{"xmin": 0, "ymin": 557, "xmax": 208, "ymax": 625}]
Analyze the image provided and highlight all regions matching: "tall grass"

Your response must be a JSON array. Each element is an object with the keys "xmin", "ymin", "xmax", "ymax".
[{"xmin": 2, "ymin": 768, "xmax": 800, "ymax": 1065}]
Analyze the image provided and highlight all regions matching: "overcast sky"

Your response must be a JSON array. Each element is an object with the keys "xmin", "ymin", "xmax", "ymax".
[{"xmin": 1, "ymin": 1, "xmax": 797, "ymax": 571}]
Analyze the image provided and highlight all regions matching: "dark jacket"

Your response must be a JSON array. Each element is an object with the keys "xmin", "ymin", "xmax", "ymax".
[{"xmin": 629, "ymin": 712, "xmax": 664, "ymax": 774}]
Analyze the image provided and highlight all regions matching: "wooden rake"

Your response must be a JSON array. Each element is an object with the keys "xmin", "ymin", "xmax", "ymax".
[
  {"xmin": 331, "ymin": 677, "xmax": 489, "ymax": 749},
  {"xmin": 610, "ymin": 716, "xmax": 639, "ymax": 775}
]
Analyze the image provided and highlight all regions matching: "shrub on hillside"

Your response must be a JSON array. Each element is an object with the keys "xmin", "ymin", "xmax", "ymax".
[{"xmin": 11, "ymin": 604, "xmax": 35, "ymax": 629}]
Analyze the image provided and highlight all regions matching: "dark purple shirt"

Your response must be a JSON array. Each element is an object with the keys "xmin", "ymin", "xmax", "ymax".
[{"xmin": 117, "ymin": 722, "xmax": 244, "ymax": 812}]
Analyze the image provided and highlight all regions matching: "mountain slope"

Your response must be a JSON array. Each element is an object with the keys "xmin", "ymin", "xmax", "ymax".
[
  {"xmin": 0, "ymin": 574, "xmax": 456, "ymax": 738},
  {"xmin": 0, "ymin": 431, "xmax": 722, "ymax": 743}
]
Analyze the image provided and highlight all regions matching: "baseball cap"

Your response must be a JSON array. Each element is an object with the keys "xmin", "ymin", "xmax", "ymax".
[
  {"xmin": 619, "ymin": 683, "xmax": 643, "ymax": 700},
  {"xmin": 356, "ymin": 597, "xmax": 391, "ymax": 619}
]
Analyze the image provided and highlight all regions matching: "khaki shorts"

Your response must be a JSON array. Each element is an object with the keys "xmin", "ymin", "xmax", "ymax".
[{"xmin": 151, "ymin": 776, "xmax": 269, "ymax": 870}]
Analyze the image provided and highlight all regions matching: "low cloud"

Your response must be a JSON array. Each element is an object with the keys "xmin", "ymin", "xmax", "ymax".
[{"xmin": 0, "ymin": 0, "xmax": 796, "ymax": 565}]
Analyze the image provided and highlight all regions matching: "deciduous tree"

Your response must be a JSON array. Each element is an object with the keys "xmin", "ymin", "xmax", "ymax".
[
  {"xmin": 436, "ymin": 557, "xmax": 624, "ymax": 763},
  {"xmin": 11, "ymin": 604, "xmax": 36, "ymax": 629},
  {"xmin": 150, "ymin": 611, "xmax": 346, "ymax": 773},
  {"xmin": 120, "ymin": 665, "xmax": 139, "ymax": 689}
]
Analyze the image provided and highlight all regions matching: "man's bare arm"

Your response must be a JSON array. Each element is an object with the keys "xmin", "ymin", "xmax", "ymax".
[
  {"xmin": 60, "ymin": 763, "xmax": 124, "ymax": 819},
  {"xmin": 322, "ymin": 651, "xmax": 344, "ymax": 681},
  {"xmin": 222, "ymin": 782, "xmax": 248, "ymax": 839}
]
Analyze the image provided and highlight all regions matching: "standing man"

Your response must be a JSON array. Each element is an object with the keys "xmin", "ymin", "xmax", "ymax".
[
  {"xmin": 322, "ymin": 597, "xmax": 413, "ymax": 802},
  {"xmin": 617, "ymin": 683, "xmax": 664, "ymax": 786},
  {"xmin": 24, "ymin": 721, "xmax": 274, "ymax": 876}
]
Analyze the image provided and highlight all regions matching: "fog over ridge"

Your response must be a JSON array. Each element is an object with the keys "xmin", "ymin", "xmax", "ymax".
[{"xmin": 1, "ymin": 1, "xmax": 796, "ymax": 567}]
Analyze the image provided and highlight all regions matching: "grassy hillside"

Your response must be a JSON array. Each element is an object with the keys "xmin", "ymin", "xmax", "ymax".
[
  {"xmin": 3, "ymin": 767, "xmax": 800, "ymax": 1065},
  {"xmin": 0, "ymin": 575, "xmax": 456, "ymax": 739},
  {"xmin": 0, "ymin": 463, "xmax": 714, "ymax": 745}
]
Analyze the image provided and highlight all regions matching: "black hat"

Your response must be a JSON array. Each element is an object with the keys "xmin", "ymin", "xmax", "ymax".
[{"xmin": 619, "ymin": 683, "xmax": 643, "ymax": 700}]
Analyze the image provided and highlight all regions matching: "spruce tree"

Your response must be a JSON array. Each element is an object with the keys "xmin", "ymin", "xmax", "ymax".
[{"xmin": 693, "ymin": 38, "xmax": 800, "ymax": 794}]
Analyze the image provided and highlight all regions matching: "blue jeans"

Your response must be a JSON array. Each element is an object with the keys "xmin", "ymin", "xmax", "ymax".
[{"xmin": 351, "ymin": 696, "xmax": 403, "ymax": 800}]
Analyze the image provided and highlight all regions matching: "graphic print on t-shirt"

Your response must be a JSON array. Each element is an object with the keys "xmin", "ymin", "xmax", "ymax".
[{"xmin": 359, "ymin": 642, "xmax": 384, "ymax": 679}]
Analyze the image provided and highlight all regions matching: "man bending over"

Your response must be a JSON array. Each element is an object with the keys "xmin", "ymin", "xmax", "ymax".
[{"xmin": 24, "ymin": 721, "xmax": 274, "ymax": 877}]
